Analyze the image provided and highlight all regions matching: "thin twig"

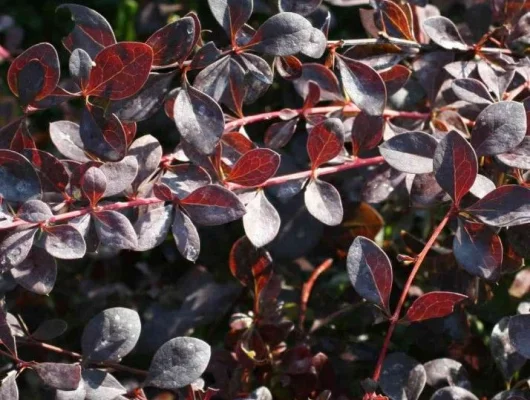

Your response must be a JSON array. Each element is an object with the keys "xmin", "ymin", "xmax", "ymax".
[{"xmin": 299, "ymin": 259, "xmax": 334, "ymax": 331}]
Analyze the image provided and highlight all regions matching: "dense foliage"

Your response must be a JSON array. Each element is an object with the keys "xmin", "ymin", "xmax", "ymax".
[{"xmin": 0, "ymin": 0, "xmax": 529, "ymax": 399}]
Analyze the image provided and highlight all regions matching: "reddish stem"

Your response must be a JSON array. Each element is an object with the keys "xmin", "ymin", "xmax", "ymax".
[
  {"xmin": 371, "ymin": 206, "xmax": 455, "ymax": 382},
  {"xmin": 2, "ymin": 156, "xmax": 385, "ymax": 231},
  {"xmin": 299, "ymin": 258, "xmax": 334, "ymax": 331},
  {"xmin": 225, "ymin": 104, "xmax": 430, "ymax": 131}
]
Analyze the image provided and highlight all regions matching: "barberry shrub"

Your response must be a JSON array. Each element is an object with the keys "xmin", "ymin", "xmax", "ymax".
[{"xmin": 0, "ymin": 0, "xmax": 529, "ymax": 399}]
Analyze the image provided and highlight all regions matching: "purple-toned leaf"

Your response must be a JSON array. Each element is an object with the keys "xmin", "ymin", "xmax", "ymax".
[
  {"xmin": 477, "ymin": 61, "xmax": 514, "ymax": 100},
  {"xmin": 453, "ymin": 220, "xmax": 503, "ymax": 281},
  {"xmin": 347, "ymin": 236, "xmax": 393, "ymax": 312},
  {"xmin": 58, "ymin": 4, "xmax": 116, "ymax": 58},
  {"xmin": 80, "ymin": 106, "xmax": 127, "ymax": 162},
  {"xmin": 293, "ymin": 63, "xmax": 342, "ymax": 102},
  {"xmin": 243, "ymin": 191, "xmax": 281, "ymax": 248},
  {"xmin": 0, "ymin": 372, "xmax": 18, "ymax": 400},
  {"xmin": 81, "ymin": 167, "xmax": 107, "ymax": 207},
  {"xmin": 471, "ymin": 101, "xmax": 527, "ymax": 157},
  {"xmin": 275, "ymin": 55, "xmax": 303, "ymax": 80},
  {"xmin": 433, "ymin": 131, "xmax": 478, "ymax": 205},
  {"xmin": 82, "ymin": 307, "xmax": 141, "ymax": 362},
  {"xmin": 337, "ymin": 55, "xmax": 386, "ymax": 116},
  {"xmin": 145, "ymin": 337, "xmax": 211, "ymax": 389},
  {"xmin": 380, "ymin": 353, "xmax": 426, "ymax": 400},
  {"xmin": 172, "ymin": 208, "xmax": 201, "ymax": 262},
  {"xmin": 146, "ymin": 16, "xmax": 198, "ymax": 67},
  {"xmin": 0, "ymin": 150, "xmax": 41, "ymax": 202},
  {"xmin": 491, "ymin": 317, "xmax": 526, "ymax": 380},
  {"xmin": 238, "ymin": 53, "xmax": 274, "ymax": 104},
  {"xmin": 404, "ymin": 291, "xmax": 467, "ymax": 322},
  {"xmin": 7, "ymin": 43, "xmax": 60, "ymax": 103},
  {"xmin": 247, "ymin": 13, "xmax": 318, "ymax": 57},
  {"xmin": 93, "ymin": 211, "xmax": 138, "ymax": 250},
  {"xmin": 12, "ymin": 248, "xmax": 57, "ymax": 295},
  {"xmin": 496, "ymin": 137, "xmax": 530, "ymax": 170},
  {"xmin": 226, "ymin": 149, "xmax": 280, "ymax": 187},
  {"xmin": 109, "ymin": 71, "xmax": 176, "ymax": 122},
  {"xmin": 304, "ymin": 179, "xmax": 343, "ymax": 226},
  {"xmin": 423, "ymin": 358, "xmax": 471, "ymax": 390},
  {"xmin": 134, "ymin": 205, "xmax": 173, "ymax": 251},
  {"xmin": 379, "ymin": 131, "xmax": 438, "ymax": 174},
  {"xmin": 128, "ymin": 135, "xmax": 163, "ymax": 192},
  {"xmin": 181, "ymin": 185, "xmax": 246, "ymax": 226},
  {"xmin": 23, "ymin": 149, "xmax": 69, "ymax": 194},
  {"xmin": 466, "ymin": 185, "xmax": 530, "ymax": 227},
  {"xmin": 265, "ymin": 118, "xmax": 299, "ymax": 149},
  {"xmin": 32, "ymin": 319, "xmax": 68, "ymax": 341},
  {"xmin": 430, "ymin": 386, "xmax": 478, "ymax": 400},
  {"xmin": 452, "ymin": 78, "xmax": 494, "ymax": 105},
  {"xmin": 352, "ymin": 112, "xmax": 385, "ymax": 155},
  {"xmin": 229, "ymin": 236, "xmax": 273, "ymax": 290},
  {"xmin": 161, "ymin": 164, "xmax": 211, "ymax": 199},
  {"xmin": 175, "ymin": 85, "xmax": 224, "ymax": 155},
  {"xmin": 44, "ymin": 225, "xmax": 87, "ymax": 260},
  {"xmin": 509, "ymin": 314, "xmax": 530, "ymax": 359},
  {"xmin": 0, "ymin": 228, "xmax": 37, "ymax": 270},
  {"xmin": 506, "ymin": 223, "xmax": 530, "ymax": 259},
  {"xmin": 190, "ymin": 41, "xmax": 222, "ymax": 70},
  {"xmin": 18, "ymin": 200, "xmax": 53, "ymax": 223},
  {"xmin": 299, "ymin": 26, "xmax": 327, "ymax": 59},
  {"xmin": 99, "ymin": 156, "xmax": 139, "ymax": 198},
  {"xmin": 84, "ymin": 42, "xmax": 153, "ymax": 100},
  {"xmin": 423, "ymin": 16, "xmax": 469, "ymax": 50},
  {"xmin": 307, "ymin": 118, "xmax": 345, "ymax": 169},
  {"xmin": 208, "ymin": 0, "xmax": 253, "ymax": 39},
  {"xmin": 69, "ymin": 214, "xmax": 99, "ymax": 253},
  {"xmin": 69, "ymin": 48, "xmax": 92, "ymax": 91},
  {"xmin": 410, "ymin": 172, "xmax": 449, "ymax": 207},
  {"xmin": 279, "ymin": 0, "xmax": 322, "ymax": 16},
  {"xmin": 34, "ymin": 363, "xmax": 81, "ymax": 391},
  {"xmin": 49, "ymin": 121, "xmax": 90, "ymax": 162},
  {"xmin": 81, "ymin": 369, "xmax": 126, "ymax": 399},
  {"xmin": 379, "ymin": 0, "xmax": 415, "ymax": 41}
]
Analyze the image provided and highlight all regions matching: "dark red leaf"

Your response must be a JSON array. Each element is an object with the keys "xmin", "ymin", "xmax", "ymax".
[
  {"xmin": 466, "ymin": 185, "xmax": 530, "ymax": 227},
  {"xmin": 275, "ymin": 56, "xmax": 303, "ymax": 80},
  {"xmin": 7, "ymin": 43, "xmax": 60, "ymax": 102},
  {"xmin": 229, "ymin": 236, "xmax": 273, "ymax": 294},
  {"xmin": 347, "ymin": 236, "xmax": 393, "ymax": 313},
  {"xmin": 208, "ymin": 0, "xmax": 253, "ymax": 39},
  {"xmin": 81, "ymin": 167, "xmax": 107, "ymax": 207},
  {"xmin": 226, "ymin": 149, "xmax": 280, "ymax": 187},
  {"xmin": 146, "ymin": 16, "xmax": 199, "ymax": 67},
  {"xmin": 58, "ymin": 4, "xmax": 116, "ymax": 58},
  {"xmin": 293, "ymin": 63, "xmax": 342, "ymax": 102},
  {"xmin": 84, "ymin": 42, "xmax": 153, "ymax": 100},
  {"xmin": 303, "ymin": 82, "xmax": 321, "ymax": 111},
  {"xmin": 181, "ymin": 185, "xmax": 246, "ymax": 226},
  {"xmin": 433, "ymin": 131, "xmax": 478, "ymax": 206},
  {"xmin": 453, "ymin": 220, "xmax": 503, "ymax": 281},
  {"xmin": 307, "ymin": 118, "xmax": 345, "ymax": 170},
  {"xmin": 337, "ymin": 55, "xmax": 386, "ymax": 116},
  {"xmin": 352, "ymin": 112, "xmax": 385, "ymax": 155},
  {"xmin": 404, "ymin": 291, "xmax": 467, "ymax": 322},
  {"xmin": 380, "ymin": 65, "xmax": 411, "ymax": 96},
  {"xmin": 23, "ymin": 149, "xmax": 69, "ymax": 194},
  {"xmin": 379, "ymin": 0, "xmax": 415, "ymax": 41}
]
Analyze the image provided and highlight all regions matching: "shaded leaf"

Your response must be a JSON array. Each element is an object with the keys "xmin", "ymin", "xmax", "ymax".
[
  {"xmin": 304, "ymin": 179, "xmax": 343, "ymax": 226},
  {"xmin": 82, "ymin": 369, "xmax": 126, "ymax": 400},
  {"xmin": 265, "ymin": 118, "xmax": 299, "ymax": 149},
  {"xmin": 128, "ymin": 135, "xmax": 163, "ymax": 192},
  {"xmin": 430, "ymin": 387, "xmax": 478, "ymax": 400},
  {"xmin": 0, "ymin": 372, "xmax": 18, "ymax": 400},
  {"xmin": 337, "ymin": 55, "xmax": 386, "ymax": 116},
  {"xmin": 352, "ymin": 112, "xmax": 385, "ymax": 155},
  {"xmin": 424, "ymin": 358, "xmax": 471, "ymax": 390},
  {"xmin": 452, "ymin": 78, "xmax": 494, "ymax": 105},
  {"xmin": 23, "ymin": 149, "xmax": 69, "ymax": 195},
  {"xmin": 175, "ymin": 85, "xmax": 225, "ymax": 155},
  {"xmin": 181, "ymin": 185, "xmax": 246, "ymax": 226},
  {"xmin": 433, "ymin": 131, "xmax": 478, "ymax": 205},
  {"xmin": 491, "ymin": 317, "xmax": 526, "ymax": 381},
  {"xmin": 279, "ymin": 0, "xmax": 322, "ymax": 16},
  {"xmin": 208, "ymin": 0, "xmax": 253, "ymax": 39},
  {"xmin": 380, "ymin": 352, "xmax": 426, "ymax": 400},
  {"xmin": 379, "ymin": 131, "xmax": 438, "ymax": 174},
  {"xmin": 404, "ymin": 291, "xmax": 467, "ymax": 322},
  {"xmin": 0, "ymin": 301, "xmax": 16, "ymax": 356},
  {"xmin": 453, "ymin": 220, "xmax": 503, "ymax": 281},
  {"xmin": 471, "ymin": 101, "xmax": 527, "ymax": 157},
  {"xmin": 145, "ymin": 337, "xmax": 211, "ymax": 389},
  {"xmin": 82, "ymin": 307, "xmax": 141, "ymax": 362},
  {"xmin": 0, "ymin": 150, "xmax": 41, "ymax": 202},
  {"xmin": 172, "ymin": 208, "xmax": 201, "ymax": 262},
  {"xmin": 496, "ymin": 137, "xmax": 530, "ymax": 170},
  {"xmin": 466, "ymin": 185, "xmax": 530, "ymax": 227},
  {"xmin": 34, "ymin": 363, "xmax": 81, "ymax": 391},
  {"xmin": 93, "ymin": 211, "xmax": 138, "ymax": 250},
  {"xmin": 32, "ymin": 319, "xmax": 68, "ymax": 341},
  {"xmin": 243, "ymin": 191, "xmax": 281, "ymax": 248}
]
